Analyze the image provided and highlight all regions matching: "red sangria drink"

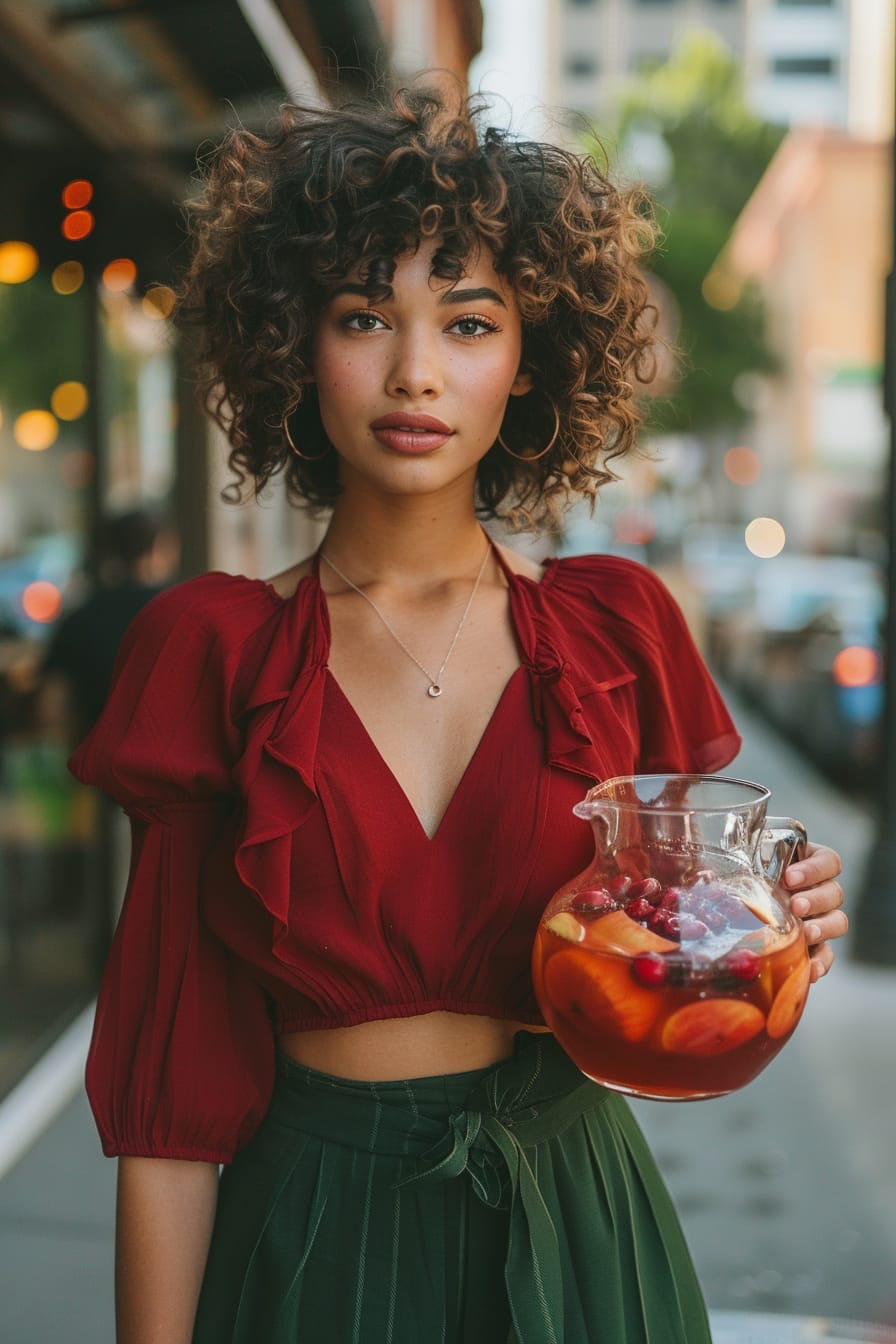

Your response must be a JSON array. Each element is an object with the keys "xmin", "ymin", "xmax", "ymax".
[{"xmin": 533, "ymin": 775, "xmax": 810, "ymax": 1100}]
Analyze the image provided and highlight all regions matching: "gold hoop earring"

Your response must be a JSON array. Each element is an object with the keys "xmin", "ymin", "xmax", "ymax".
[
  {"xmin": 282, "ymin": 411, "xmax": 331, "ymax": 462},
  {"xmin": 497, "ymin": 401, "xmax": 560, "ymax": 462}
]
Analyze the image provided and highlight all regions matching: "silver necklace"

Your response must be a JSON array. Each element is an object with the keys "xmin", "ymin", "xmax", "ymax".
[{"xmin": 319, "ymin": 542, "xmax": 491, "ymax": 698}]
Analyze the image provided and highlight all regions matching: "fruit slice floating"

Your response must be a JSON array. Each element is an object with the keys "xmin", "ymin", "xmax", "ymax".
[
  {"xmin": 544, "ymin": 949, "xmax": 662, "ymax": 1043},
  {"xmin": 590, "ymin": 909, "xmax": 678, "ymax": 955},
  {"xmin": 766, "ymin": 959, "xmax": 811, "ymax": 1039},
  {"xmin": 544, "ymin": 913, "xmax": 585, "ymax": 943},
  {"xmin": 660, "ymin": 999, "xmax": 766, "ymax": 1056}
]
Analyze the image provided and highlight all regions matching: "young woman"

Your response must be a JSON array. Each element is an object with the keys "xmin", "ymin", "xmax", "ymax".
[{"xmin": 70, "ymin": 86, "xmax": 847, "ymax": 1344}]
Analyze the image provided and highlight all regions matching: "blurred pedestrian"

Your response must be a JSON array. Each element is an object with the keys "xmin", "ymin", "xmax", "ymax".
[
  {"xmin": 41, "ymin": 508, "xmax": 177, "ymax": 740},
  {"xmin": 70, "ymin": 85, "xmax": 846, "ymax": 1343}
]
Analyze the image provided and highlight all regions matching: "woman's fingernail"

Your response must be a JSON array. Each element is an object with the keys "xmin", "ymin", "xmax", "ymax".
[
  {"xmin": 786, "ymin": 866, "xmax": 805, "ymax": 886},
  {"xmin": 806, "ymin": 924, "xmax": 821, "ymax": 944},
  {"xmin": 791, "ymin": 896, "xmax": 810, "ymax": 916}
]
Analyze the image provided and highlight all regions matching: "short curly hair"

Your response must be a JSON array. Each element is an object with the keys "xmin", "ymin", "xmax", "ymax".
[{"xmin": 177, "ymin": 83, "xmax": 659, "ymax": 528}]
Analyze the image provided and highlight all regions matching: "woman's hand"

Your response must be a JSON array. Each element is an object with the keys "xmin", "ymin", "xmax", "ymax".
[{"xmin": 782, "ymin": 842, "xmax": 846, "ymax": 983}]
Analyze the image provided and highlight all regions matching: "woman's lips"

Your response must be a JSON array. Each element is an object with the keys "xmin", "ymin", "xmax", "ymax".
[{"xmin": 371, "ymin": 413, "xmax": 454, "ymax": 455}]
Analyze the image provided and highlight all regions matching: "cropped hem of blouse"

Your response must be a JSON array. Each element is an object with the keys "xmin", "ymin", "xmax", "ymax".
[
  {"xmin": 70, "ymin": 553, "xmax": 742, "ymax": 1163},
  {"xmin": 275, "ymin": 1000, "xmax": 548, "ymax": 1033}
]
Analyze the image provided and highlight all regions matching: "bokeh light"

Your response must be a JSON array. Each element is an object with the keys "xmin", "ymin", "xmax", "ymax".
[
  {"xmin": 52, "ymin": 260, "xmax": 85, "ymax": 295},
  {"xmin": 22, "ymin": 581, "xmax": 63, "ymax": 624},
  {"xmin": 60, "ymin": 448, "xmax": 96, "ymax": 489},
  {"xmin": 62, "ymin": 179, "xmax": 93, "ymax": 210},
  {"xmin": 51, "ymin": 381, "xmax": 89, "ymax": 421},
  {"xmin": 0, "ymin": 241, "xmax": 39, "ymax": 284},
  {"xmin": 141, "ymin": 284, "xmax": 176, "ymax": 319},
  {"xmin": 102, "ymin": 257, "xmax": 137, "ymax": 292},
  {"xmin": 744, "ymin": 517, "xmax": 786, "ymax": 559},
  {"xmin": 14, "ymin": 410, "xmax": 59, "ymax": 451},
  {"xmin": 62, "ymin": 210, "xmax": 95, "ymax": 241},
  {"xmin": 724, "ymin": 446, "xmax": 761, "ymax": 485},
  {"xmin": 702, "ymin": 267, "xmax": 742, "ymax": 311},
  {"xmin": 832, "ymin": 646, "xmax": 882, "ymax": 689}
]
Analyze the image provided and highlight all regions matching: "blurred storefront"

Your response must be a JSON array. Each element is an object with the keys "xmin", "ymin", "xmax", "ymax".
[{"xmin": 0, "ymin": 0, "xmax": 482, "ymax": 1099}]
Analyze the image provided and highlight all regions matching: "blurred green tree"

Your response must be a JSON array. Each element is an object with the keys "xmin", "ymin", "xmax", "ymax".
[{"xmin": 599, "ymin": 31, "xmax": 785, "ymax": 432}]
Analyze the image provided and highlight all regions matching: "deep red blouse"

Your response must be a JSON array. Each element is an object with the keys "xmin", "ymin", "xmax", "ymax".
[{"xmin": 69, "ymin": 550, "xmax": 740, "ymax": 1163}]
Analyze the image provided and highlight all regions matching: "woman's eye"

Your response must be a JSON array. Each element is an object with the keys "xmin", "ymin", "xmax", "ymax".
[
  {"xmin": 344, "ymin": 310, "xmax": 385, "ymax": 332},
  {"xmin": 450, "ymin": 316, "xmax": 497, "ymax": 338}
]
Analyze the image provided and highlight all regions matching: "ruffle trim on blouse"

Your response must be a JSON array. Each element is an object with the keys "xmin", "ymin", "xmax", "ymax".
[
  {"xmin": 231, "ymin": 578, "xmax": 330, "ymax": 956},
  {"xmin": 507, "ymin": 566, "xmax": 637, "ymax": 785}
]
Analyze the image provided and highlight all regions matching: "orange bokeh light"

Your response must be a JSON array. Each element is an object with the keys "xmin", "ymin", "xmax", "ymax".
[
  {"xmin": 62, "ymin": 179, "xmax": 94, "ymax": 210},
  {"xmin": 22, "ymin": 581, "xmax": 62, "ymax": 624},
  {"xmin": 102, "ymin": 257, "xmax": 137, "ymax": 292},
  {"xmin": 62, "ymin": 210, "xmax": 95, "ymax": 241},
  {"xmin": 832, "ymin": 646, "xmax": 881, "ymax": 689},
  {"xmin": 724, "ymin": 446, "xmax": 761, "ymax": 486}
]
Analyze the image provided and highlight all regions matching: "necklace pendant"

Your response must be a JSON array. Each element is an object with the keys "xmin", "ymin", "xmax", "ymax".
[{"xmin": 427, "ymin": 684, "xmax": 443, "ymax": 698}]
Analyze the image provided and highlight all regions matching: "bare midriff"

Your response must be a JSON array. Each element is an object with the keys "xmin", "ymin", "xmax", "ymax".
[{"xmin": 278, "ymin": 1011, "xmax": 553, "ymax": 1082}]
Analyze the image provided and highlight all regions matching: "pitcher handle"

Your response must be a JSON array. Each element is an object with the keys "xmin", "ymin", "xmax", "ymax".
[{"xmin": 759, "ymin": 817, "xmax": 808, "ymax": 889}]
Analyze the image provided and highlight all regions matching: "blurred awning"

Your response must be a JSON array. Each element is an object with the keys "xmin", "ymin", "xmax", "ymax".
[{"xmin": 0, "ymin": 0, "xmax": 394, "ymax": 279}]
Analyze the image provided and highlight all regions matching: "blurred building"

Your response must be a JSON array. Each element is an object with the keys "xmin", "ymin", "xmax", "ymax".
[
  {"xmin": 549, "ymin": 0, "xmax": 856, "ymax": 130},
  {"xmin": 0, "ymin": 0, "xmax": 482, "ymax": 1102},
  {"xmin": 718, "ymin": 127, "xmax": 891, "ymax": 554}
]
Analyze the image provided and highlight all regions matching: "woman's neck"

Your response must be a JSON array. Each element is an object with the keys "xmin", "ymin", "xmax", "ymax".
[{"xmin": 321, "ymin": 493, "xmax": 489, "ymax": 585}]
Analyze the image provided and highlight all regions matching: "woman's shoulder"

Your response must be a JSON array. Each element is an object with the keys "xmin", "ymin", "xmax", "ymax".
[
  {"xmin": 125, "ymin": 570, "xmax": 283, "ymax": 646},
  {"xmin": 546, "ymin": 551, "xmax": 679, "ymax": 617}
]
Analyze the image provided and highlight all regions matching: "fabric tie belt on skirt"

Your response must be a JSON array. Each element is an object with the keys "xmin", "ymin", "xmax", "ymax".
[{"xmin": 270, "ymin": 1031, "xmax": 611, "ymax": 1344}]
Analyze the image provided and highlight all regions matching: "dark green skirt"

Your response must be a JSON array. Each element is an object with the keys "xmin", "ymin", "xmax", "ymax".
[{"xmin": 193, "ymin": 1031, "xmax": 710, "ymax": 1343}]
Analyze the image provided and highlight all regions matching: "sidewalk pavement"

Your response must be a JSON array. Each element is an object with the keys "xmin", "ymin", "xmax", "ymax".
[{"xmin": 3, "ymin": 690, "xmax": 895, "ymax": 1343}]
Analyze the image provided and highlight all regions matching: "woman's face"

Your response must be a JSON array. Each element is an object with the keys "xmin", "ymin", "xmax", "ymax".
[{"xmin": 310, "ymin": 237, "xmax": 532, "ymax": 501}]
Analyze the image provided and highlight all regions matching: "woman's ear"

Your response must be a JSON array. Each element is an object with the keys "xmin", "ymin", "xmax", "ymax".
[{"xmin": 509, "ymin": 369, "xmax": 533, "ymax": 397}]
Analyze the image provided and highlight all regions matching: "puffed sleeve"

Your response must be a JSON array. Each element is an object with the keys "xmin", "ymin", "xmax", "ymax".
[
  {"xmin": 595, "ymin": 558, "xmax": 741, "ymax": 774},
  {"xmin": 69, "ymin": 577, "xmax": 275, "ymax": 1163}
]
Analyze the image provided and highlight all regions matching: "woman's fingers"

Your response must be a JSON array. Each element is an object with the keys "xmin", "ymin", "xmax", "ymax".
[
  {"xmin": 780, "ymin": 844, "xmax": 846, "ymax": 985},
  {"xmin": 783, "ymin": 841, "xmax": 843, "ymax": 894}
]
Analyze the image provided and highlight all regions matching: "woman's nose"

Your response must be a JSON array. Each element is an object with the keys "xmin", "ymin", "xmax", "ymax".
[{"xmin": 385, "ymin": 330, "xmax": 443, "ymax": 399}]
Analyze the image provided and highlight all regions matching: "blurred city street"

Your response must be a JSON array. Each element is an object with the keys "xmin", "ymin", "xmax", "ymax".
[{"xmin": 2, "ymin": 691, "xmax": 894, "ymax": 1343}]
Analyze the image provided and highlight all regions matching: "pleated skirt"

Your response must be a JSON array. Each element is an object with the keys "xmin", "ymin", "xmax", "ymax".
[{"xmin": 192, "ymin": 1030, "xmax": 711, "ymax": 1344}]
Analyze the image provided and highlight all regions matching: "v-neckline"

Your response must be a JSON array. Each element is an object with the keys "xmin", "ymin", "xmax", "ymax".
[
  {"xmin": 323, "ymin": 663, "xmax": 525, "ymax": 844},
  {"xmin": 310, "ymin": 534, "xmax": 556, "ymax": 842}
]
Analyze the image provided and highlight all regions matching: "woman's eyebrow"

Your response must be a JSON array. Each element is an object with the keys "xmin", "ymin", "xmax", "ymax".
[
  {"xmin": 327, "ymin": 281, "xmax": 507, "ymax": 308},
  {"xmin": 440, "ymin": 286, "xmax": 506, "ymax": 308}
]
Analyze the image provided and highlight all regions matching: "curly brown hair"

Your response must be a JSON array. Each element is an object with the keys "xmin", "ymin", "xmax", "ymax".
[{"xmin": 177, "ymin": 83, "xmax": 659, "ymax": 528}]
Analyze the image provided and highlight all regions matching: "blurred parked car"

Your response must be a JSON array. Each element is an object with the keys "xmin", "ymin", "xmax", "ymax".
[{"xmin": 710, "ymin": 554, "xmax": 884, "ymax": 782}]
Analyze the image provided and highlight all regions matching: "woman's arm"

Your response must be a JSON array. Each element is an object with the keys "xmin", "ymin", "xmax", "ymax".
[{"xmin": 115, "ymin": 1156, "xmax": 219, "ymax": 1344}]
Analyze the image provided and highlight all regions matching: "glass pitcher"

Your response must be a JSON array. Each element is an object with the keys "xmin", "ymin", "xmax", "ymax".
[{"xmin": 533, "ymin": 774, "xmax": 810, "ymax": 1100}]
